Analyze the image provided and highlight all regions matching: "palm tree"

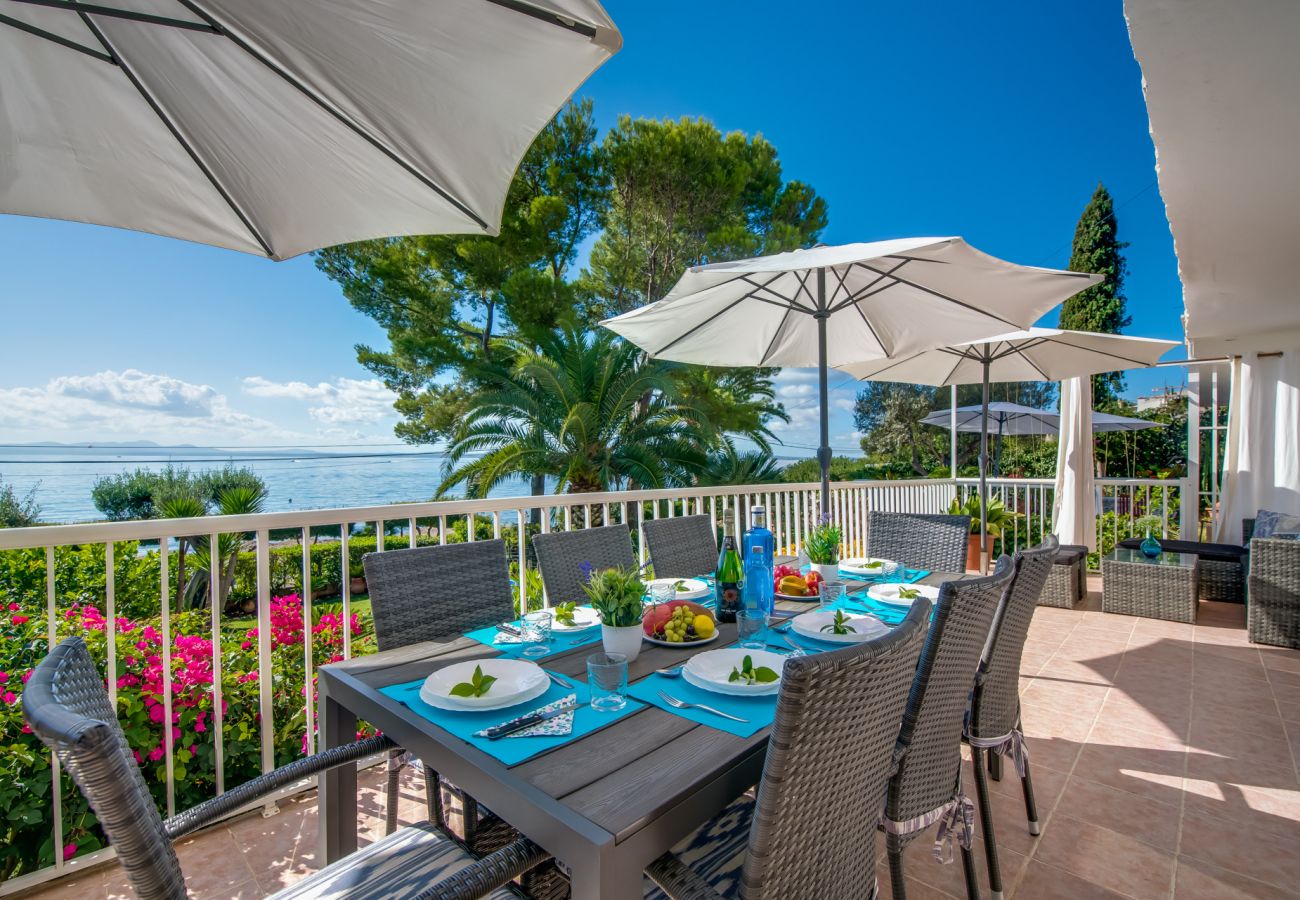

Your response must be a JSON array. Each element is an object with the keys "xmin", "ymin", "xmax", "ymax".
[
  {"xmin": 672, "ymin": 367, "xmax": 790, "ymax": 453},
  {"xmin": 157, "ymin": 493, "xmax": 207, "ymax": 610},
  {"xmin": 439, "ymin": 326, "xmax": 709, "ymax": 500},
  {"xmin": 187, "ymin": 484, "xmax": 268, "ymax": 611},
  {"xmin": 696, "ymin": 440, "xmax": 785, "ymax": 486}
]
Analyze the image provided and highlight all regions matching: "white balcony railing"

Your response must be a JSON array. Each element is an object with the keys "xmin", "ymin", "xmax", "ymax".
[{"xmin": 0, "ymin": 475, "xmax": 1192, "ymax": 893}]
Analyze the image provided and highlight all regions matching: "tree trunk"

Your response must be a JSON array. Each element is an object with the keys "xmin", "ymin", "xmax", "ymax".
[
  {"xmin": 175, "ymin": 538, "xmax": 187, "ymax": 611},
  {"xmin": 529, "ymin": 473, "xmax": 546, "ymax": 526}
]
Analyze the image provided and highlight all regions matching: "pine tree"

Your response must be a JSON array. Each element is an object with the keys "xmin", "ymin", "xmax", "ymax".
[{"xmin": 1060, "ymin": 183, "xmax": 1132, "ymax": 405}]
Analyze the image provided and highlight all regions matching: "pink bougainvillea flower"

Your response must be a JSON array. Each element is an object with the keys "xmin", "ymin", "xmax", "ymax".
[
  {"xmin": 11, "ymin": 615, "xmax": 29, "ymax": 625},
  {"xmin": 3, "ymin": 691, "xmax": 17, "ymax": 704},
  {"xmin": 63, "ymin": 843, "xmax": 77, "ymax": 862},
  {"xmin": 22, "ymin": 670, "xmax": 32, "ymax": 684},
  {"xmin": 7, "ymin": 602, "xmax": 18, "ymax": 611},
  {"xmin": 148, "ymin": 745, "xmax": 164, "ymax": 762},
  {"xmin": 0, "ymin": 670, "xmax": 8, "ymax": 684}
]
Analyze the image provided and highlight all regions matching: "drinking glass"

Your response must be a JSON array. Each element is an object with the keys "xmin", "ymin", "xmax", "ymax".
[
  {"xmin": 520, "ymin": 609, "xmax": 552, "ymax": 658},
  {"xmin": 880, "ymin": 560, "xmax": 904, "ymax": 584},
  {"xmin": 737, "ymin": 609, "xmax": 767, "ymax": 650},
  {"xmin": 819, "ymin": 580, "xmax": 847, "ymax": 611},
  {"xmin": 648, "ymin": 581, "xmax": 674, "ymax": 606},
  {"xmin": 587, "ymin": 652, "xmax": 629, "ymax": 711}
]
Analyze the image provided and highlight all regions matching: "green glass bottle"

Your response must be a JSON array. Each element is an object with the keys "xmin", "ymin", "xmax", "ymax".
[{"xmin": 715, "ymin": 523, "xmax": 743, "ymax": 623}]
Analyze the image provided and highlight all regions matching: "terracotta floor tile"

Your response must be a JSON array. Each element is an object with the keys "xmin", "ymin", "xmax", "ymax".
[
  {"xmin": 1055, "ymin": 774, "xmax": 1182, "ymax": 851},
  {"xmin": 1179, "ymin": 807, "xmax": 1300, "ymax": 890},
  {"xmin": 1174, "ymin": 855, "xmax": 1300, "ymax": 899},
  {"xmin": 1031, "ymin": 813, "xmax": 1176, "ymax": 898},
  {"xmin": 891, "ymin": 833, "xmax": 1029, "ymax": 899},
  {"xmin": 1095, "ymin": 693, "xmax": 1191, "ymax": 740},
  {"xmin": 1182, "ymin": 777, "xmax": 1300, "ymax": 839},
  {"xmin": 1014, "ymin": 860, "xmax": 1133, "ymax": 899},
  {"xmin": 1071, "ymin": 743, "xmax": 1187, "ymax": 804}
]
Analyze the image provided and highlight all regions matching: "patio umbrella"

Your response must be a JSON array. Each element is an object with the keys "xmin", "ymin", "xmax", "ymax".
[
  {"xmin": 841, "ymin": 327, "xmax": 1179, "ymax": 567},
  {"xmin": 0, "ymin": 0, "xmax": 620, "ymax": 260},
  {"xmin": 601, "ymin": 238, "xmax": 1102, "ymax": 512},
  {"xmin": 919, "ymin": 400, "xmax": 1162, "ymax": 475}
]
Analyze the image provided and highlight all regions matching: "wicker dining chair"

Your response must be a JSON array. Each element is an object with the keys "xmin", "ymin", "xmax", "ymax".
[
  {"xmin": 644, "ymin": 597, "xmax": 932, "ymax": 900},
  {"xmin": 362, "ymin": 540, "xmax": 516, "ymax": 846},
  {"xmin": 23, "ymin": 637, "xmax": 544, "ymax": 900},
  {"xmin": 881, "ymin": 557, "xmax": 1015, "ymax": 900},
  {"xmin": 866, "ymin": 511, "xmax": 971, "ymax": 573},
  {"xmin": 641, "ymin": 514, "xmax": 719, "ymax": 579},
  {"xmin": 531, "ymin": 524, "xmax": 636, "ymax": 605},
  {"xmin": 964, "ymin": 537, "xmax": 1057, "ymax": 900}
]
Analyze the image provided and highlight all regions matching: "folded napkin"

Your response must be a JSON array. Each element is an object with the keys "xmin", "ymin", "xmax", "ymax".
[
  {"xmin": 463, "ymin": 622, "xmax": 603, "ymax": 658},
  {"xmin": 472, "ymin": 693, "xmax": 576, "ymax": 738}
]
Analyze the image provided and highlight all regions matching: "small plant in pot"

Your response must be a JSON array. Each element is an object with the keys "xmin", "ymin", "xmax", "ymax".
[
  {"xmin": 581, "ymin": 563, "xmax": 646, "ymax": 661},
  {"xmin": 805, "ymin": 516, "xmax": 843, "ymax": 580},
  {"xmin": 949, "ymin": 494, "xmax": 1022, "ymax": 569}
]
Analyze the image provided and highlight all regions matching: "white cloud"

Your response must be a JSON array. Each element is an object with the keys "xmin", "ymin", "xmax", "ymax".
[
  {"xmin": 0, "ymin": 369, "xmax": 290, "ymax": 443},
  {"xmin": 241, "ymin": 376, "xmax": 396, "ymax": 425},
  {"xmin": 767, "ymin": 368, "xmax": 860, "ymax": 443}
]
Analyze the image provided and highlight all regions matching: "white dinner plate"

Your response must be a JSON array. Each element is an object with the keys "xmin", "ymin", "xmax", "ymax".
[
  {"xmin": 419, "ymin": 659, "xmax": 549, "ymax": 711},
  {"xmin": 866, "ymin": 583, "xmax": 941, "ymax": 608},
  {"xmin": 775, "ymin": 590, "xmax": 820, "ymax": 602},
  {"xmin": 837, "ymin": 557, "xmax": 895, "ymax": 576},
  {"xmin": 790, "ymin": 609, "xmax": 889, "ymax": 644},
  {"xmin": 546, "ymin": 604, "xmax": 601, "ymax": 632},
  {"xmin": 644, "ymin": 630, "xmax": 720, "ymax": 648},
  {"xmin": 682, "ymin": 648, "xmax": 785, "ymax": 696},
  {"xmin": 644, "ymin": 577, "xmax": 711, "ymax": 601}
]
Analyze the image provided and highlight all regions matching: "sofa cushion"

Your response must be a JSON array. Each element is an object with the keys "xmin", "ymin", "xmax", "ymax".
[
  {"xmin": 1117, "ymin": 537, "xmax": 1248, "ymax": 563},
  {"xmin": 1054, "ymin": 544, "xmax": 1089, "ymax": 565},
  {"xmin": 1255, "ymin": 509, "xmax": 1300, "ymax": 540}
]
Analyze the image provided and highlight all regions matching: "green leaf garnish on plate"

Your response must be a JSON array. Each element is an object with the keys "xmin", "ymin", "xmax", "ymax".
[
  {"xmin": 820, "ymin": 609, "xmax": 858, "ymax": 635},
  {"xmin": 728, "ymin": 654, "xmax": 779, "ymax": 685},
  {"xmin": 864, "ymin": 560, "xmax": 883, "ymax": 569},
  {"xmin": 449, "ymin": 665, "xmax": 497, "ymax": 698},
  {"xmin": 674, "ymin": 580, "xmax": 689, "ymax": 591},
  {"xmin": 897, "ymin": 587, "xmax": 921, "ymax": 600},
  {"xmin": 554, "ymin": 601, "xmax": 577, "ymax": 626}
]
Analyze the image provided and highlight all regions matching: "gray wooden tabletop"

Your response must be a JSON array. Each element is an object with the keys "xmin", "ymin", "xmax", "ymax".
[{"xmin": 317, "ymin": 566, "xmax": 966, "ymax": 900}]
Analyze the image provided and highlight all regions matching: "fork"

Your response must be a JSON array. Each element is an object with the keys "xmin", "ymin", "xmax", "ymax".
[{"xmin": 657, "ymin": 690, "xmax": 748, "ymax": 723}]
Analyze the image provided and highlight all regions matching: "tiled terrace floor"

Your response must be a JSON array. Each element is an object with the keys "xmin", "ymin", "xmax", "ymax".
[{"xmin": 29, "ymin": 581, "xmax": 1300, "ymax": 900}]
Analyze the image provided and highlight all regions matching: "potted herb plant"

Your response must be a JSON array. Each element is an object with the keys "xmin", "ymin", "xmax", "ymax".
[
  {"xmin": 581, "ymin": 564, "xmax": 646, "ymax": 661},
  {"xmin": 805, "ymin": 517, "xmax": 842, "ymax": 580},
  {"xmin": 949, "ymin": 494, "xmax": 1022, "ymax": 570}
]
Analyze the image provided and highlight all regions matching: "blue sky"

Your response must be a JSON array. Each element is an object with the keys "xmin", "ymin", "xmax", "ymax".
[{"xmin": 0, "ymin": 0, "xmax": 1186, "ymax": 456}]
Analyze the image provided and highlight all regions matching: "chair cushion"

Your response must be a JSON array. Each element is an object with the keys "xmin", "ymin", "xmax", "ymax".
[
  {"xmin": 1054, "ymin": 545, "xmax": 1088, "ymax": 565},
  {"xmin": 643, "ymin": 795, "xmax": 754, "ymax": 899},
  {"xmin": 1116, "ymin": 537, "xmax": 1248, "ymax": 563},
  {"xmin": 1255, "ymin": 509, "xmax": 1300, "ymax": 540},
  {"xmin": 271, "ymin": 821, "xmax": 518, "ymax": 900}
]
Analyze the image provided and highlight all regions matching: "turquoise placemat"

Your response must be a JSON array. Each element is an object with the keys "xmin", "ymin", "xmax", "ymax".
[
  {"xmin": 625, "ymin": 671, "xmax": 776, "ymax": 738},
  {"xmin": 380, "ymin": 673, "xmax": 642, "ymax": 767},
  {"xmin": 463, "ymin": 621, "xmax": 603, "ymax": 658},
  {"xmin": 837, "ymin": 567, "xmax": 930, "ymax": 583}
]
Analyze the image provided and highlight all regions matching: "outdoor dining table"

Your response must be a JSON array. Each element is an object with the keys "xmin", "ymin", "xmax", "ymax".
[{"xmin": 317, "ymin": 562, "xmax": 970, "ymax": 899}]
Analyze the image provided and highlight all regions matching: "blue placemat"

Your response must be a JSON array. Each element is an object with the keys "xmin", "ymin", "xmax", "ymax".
[
  {"xmin": 837, "ymin": 567, "xmax": 930, "ymax": 583},
  {"xmin": 463, "ymin": 622, "xmax": 603, "ymax": 658},
  {"xmin": 625, "ymin": 671, "xmax": 776, "ymax": 738},
  {"xmin": 380, "ymin": 673, "xmax": 642, "ymax": 767}
]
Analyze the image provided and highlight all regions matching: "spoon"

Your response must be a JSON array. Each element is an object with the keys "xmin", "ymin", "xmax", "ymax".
[{"xmin": 655, "ymin": 666, "xmax": 683, "ymax": 678}]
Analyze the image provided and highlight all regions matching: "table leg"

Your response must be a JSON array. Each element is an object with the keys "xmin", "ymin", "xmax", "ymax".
[
  {"xmin": 568, "ymin": 851, "xmax": 644, "ymax": 900},
  {"xmin": 319, "ymin": 690, "xmax": 358, "ymax": 864}
]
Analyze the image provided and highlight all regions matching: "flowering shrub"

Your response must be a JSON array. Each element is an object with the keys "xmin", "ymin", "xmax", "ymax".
[{"xmin": 0, "ymin": 593, "xmax": 374, "ymax": 881}]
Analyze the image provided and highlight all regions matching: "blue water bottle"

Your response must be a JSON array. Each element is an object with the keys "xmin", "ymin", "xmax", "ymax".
[
  {"xmin": 742, "ymin": 546, "xmax": 774, "ymax": 617},
  {"xmin": 743, "ymin": 505, "xmax": 775, "ymax": 569}
]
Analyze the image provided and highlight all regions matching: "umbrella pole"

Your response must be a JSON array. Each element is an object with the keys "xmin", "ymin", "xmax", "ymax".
[
  {"xmin": 980, "ymin": 351, "xmax": 990, "ymax": 573},
  {"xmin": 816, "ymin": 267, "xmax": 831, "ymax": 518}
]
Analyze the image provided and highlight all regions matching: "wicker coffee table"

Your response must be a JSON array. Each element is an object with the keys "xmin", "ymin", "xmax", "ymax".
[{"xmin": 1102, "ymin": 548, "xmax": 1200, "ymax": 623}]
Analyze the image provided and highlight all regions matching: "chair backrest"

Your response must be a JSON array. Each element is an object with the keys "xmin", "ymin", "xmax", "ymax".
[
  {"xmin": 24, "ymin": 637, "xmax": 187, "ymax": 900},
  {"xmin": 641, "ymin": 514, "xmax": 718, "ymax": 579},
  {"xmin": 531, "ymin": 524, "xmax": 636, "ymax": 606},
  {"xmin": 866, "ymin": 512, "xmax": 970, "ymax": 573},
  {"xmin": 741, "ymin": 598, "xmax": 931, "ymax": 900},
  {"xmin": 970, "ymin": 537, "xmax": 1058, "ymax": 740},
  {"xmin": 362, "ymin": 540, "xmax": 514, "ymax": 651},
  {"xmin": 886, "ymin": 558, "xmax": 1014, "ymax": 825}
]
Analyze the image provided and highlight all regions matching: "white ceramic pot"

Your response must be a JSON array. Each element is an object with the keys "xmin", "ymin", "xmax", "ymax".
[
  {"xmin": 810, "ymin": 562, "xmax": 840, "ymax": 581},
  {"xmin": 601, "ymin": 623, "xmax": 643, "ymax": 662}
]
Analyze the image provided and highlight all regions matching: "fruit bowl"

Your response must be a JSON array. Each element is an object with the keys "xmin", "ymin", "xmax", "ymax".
[
  {"xmin": 773, "ymin": 564, "xmax": 822, "ymax": 600},
  {"xmin": 643, "ymin": 600, "xmax": 718, "ymax": 646}
]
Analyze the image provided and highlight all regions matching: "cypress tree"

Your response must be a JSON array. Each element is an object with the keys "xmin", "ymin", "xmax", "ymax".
[{"xmin": 1061, "ymin": 183, "xmax": 1132, "ymax": 405}]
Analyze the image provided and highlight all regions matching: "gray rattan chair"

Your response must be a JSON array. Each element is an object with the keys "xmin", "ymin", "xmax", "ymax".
[
  {"xmin": 965, "ymin": 537, "xmax": 1057, "ymax": 900},
  {"xmin": 866, "ymin": 512, "xmax": 971, "ymax": 573},
  {"xmin": 642, "ymin": 514, "xmax": 719, "ymax": 579},
  {"xmin": 644, "ymin": 597, "xmax": 932, "ymax": 899},
  {"xmin": 1245, "ymin": 518, "xmax": 1300, "ymax": 648},
  {"xmin": 23, "ymin": 637, "xmax": 543, "ymax": 900},
  {"xmin": 531, "ymin": 524, "xmax": 636, "ymax": 605},
  {"xmin": 881, "ymin": 557, "xmax": 1015, "ymax": 900},
  {"xmin": 362, "ymin": 541, "xmax": 515, "ymax": 846}
]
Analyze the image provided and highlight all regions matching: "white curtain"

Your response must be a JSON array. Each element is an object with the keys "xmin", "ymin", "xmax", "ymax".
[
  {"xmin": 1053, "ymin": 376, "xmax": 1097, "ymax": 550},
  {"xmin": 1213, "ymin": 350, "xmax": 1300, "ymax": 544}
]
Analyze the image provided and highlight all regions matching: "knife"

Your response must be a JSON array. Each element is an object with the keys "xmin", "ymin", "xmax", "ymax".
[
  {"xmin": 496, "ymin": 622, "xmax": 523, "ymax": 636},
  {"xmin": 483, "ymin": 700, "xmax": 578, "ymax": 740}
]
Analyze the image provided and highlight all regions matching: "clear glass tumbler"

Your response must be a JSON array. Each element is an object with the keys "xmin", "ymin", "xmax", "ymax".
[
  {"xmin": 819, "ymin": 580, "xmax": 847, "ymax": 611},
  {"xmin": 521, "ymin": 609, "xmax": 552, "ymax": 658},
  {"xmin": 737, "ymin": 609, "xmax": 767, "ymax": 649},
  {"xmin": 586, "ymin": 652, "xmax": 629, "ymax": 711}
]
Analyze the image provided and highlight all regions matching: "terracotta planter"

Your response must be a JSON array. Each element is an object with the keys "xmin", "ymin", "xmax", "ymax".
[
  {"xmin": 966, "ymin": 533, "xmax": 994, "ymax": 571},
  {"xmin": 350, "ymin": 576, "xmax": 367, "ymax": 594},
  {"xmin": 601, "ymin": 624, "xmax": 643, "ymax": 662}
]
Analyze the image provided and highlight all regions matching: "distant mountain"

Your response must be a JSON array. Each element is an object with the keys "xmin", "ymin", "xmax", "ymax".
[{"xmin": 14, "ymin": 440, "xmax": 197, "ymax": 448}]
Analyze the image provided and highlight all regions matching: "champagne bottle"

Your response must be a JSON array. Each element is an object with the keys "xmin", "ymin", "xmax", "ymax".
[{"xmin": 715, "ymin": 523, "xmax": 743, "ymax": 623}]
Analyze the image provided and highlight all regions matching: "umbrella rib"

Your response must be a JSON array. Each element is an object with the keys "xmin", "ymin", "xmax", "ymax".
[
  {"xmin": 0, "ymin": 10, "xmax": 112, "ymax": 61},
  {"xmin": 177, "ymin": 0, "xmax": 492, "ymax": 232},
  {"xmin": 480, "ymin": 0, "xmax": 600, "ymax": 38},
  {"xmin": 757, "ymin": 303, "xmax": 795, "ymax": 366},
  {"xmin": 652, "ymin": 271, "xmax": 789, "ymax": 357},
  {"xmin": 1041, "ymin": 335, "xmax": 1167, "ymax": 368},
  {"xmin": 738, "ymin": 275, "xmax": 810, "ymax": 312},
  {"xmin": 75, "ymin": 11, "xmax": 276, "ymax": 258},
  {"xmin": 853, "ymin": 261, "xmax": 1027, "ymax": 328},
  {"xmin": 10, "ymin": 0, "xmax": 217, "ymax": 31},
  {"xmin": 852, "ymin": 299, "xmax": 889, "ymax": 357},
  {"xmin": 1005, "ymin": 344, "xmax": 1053, "ymax": 381}
]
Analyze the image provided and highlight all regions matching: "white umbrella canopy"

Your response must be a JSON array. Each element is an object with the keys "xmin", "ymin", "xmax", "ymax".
[
  {"xmin": 845, "ymin": 328, "xmax": 1178, "ymax": 566},
  {"xmin": 0, "ymin": 0, "xmax": 620, "ymax": 260},
  {"xmin": 919, "ymin": 401, "xmax": 1163, "ymax": 436},
  {"xmin": 602, "ymin": 238, "xmax": 1102, "ymax": 510}
]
